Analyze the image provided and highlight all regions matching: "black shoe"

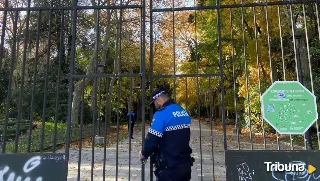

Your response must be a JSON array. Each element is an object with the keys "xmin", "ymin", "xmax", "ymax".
[{"xmin": 131, "ymin": 137, "xmax": 134, "ymax": 139}]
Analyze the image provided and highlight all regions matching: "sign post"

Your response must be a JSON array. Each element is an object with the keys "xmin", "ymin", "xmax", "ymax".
[{"xmin": 261, "ymin": 81, "xmax": 318, "ymax": 134}]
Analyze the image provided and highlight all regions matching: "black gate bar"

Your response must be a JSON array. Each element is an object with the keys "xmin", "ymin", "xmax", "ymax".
[{"xmin": 151, "ymin": 0, "xmax": 318, "ymax": 12}]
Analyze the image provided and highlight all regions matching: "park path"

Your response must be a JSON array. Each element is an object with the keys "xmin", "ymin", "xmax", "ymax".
[
  {"xmin": 61, "ymin": 119, "xmax": 226, "ymax": 181},
  {"xmin": 62, "ymin": 119, "xmax": 301, "ymax": 181}
]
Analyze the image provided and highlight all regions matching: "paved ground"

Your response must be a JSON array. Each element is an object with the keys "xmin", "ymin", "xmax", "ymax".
[
  {"xmin": 62, "ymin": 119, "xmax": 226, "ymax": 181},
  {"xmin": 62, "ymin": 119, "xmax": 302, "ymax": 181}
]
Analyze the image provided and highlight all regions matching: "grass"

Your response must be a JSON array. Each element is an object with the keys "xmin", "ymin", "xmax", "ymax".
[
  {"xmin": 4, "ymin": 122, "xmax": 92, "ymax": 153},
  {"xmin": 0, "ymin": 118, "xmax": 32, "ymax": 140},
  {"xmin": 3, "ymin": 121, "xmax": 134, "ymax": 153}
]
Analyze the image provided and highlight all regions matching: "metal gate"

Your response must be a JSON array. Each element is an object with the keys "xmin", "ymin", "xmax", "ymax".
[{"xmin": 0, "ymin": 0, "xmax": 319, "ymax": 181}]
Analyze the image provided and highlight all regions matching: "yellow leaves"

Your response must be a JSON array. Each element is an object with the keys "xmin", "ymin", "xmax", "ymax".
[
  {"xmin": 222, "ymin": 44, "xmax": 233, "ymax": 56},
  {"xmin": 208, "ymin": 14, "xmax": 214, "ymax": 23},
  {"xmin": 150, "ymin": 0, "xmax": 296, "ymax": 115},
  {"xmin": 151, "ymin": 42, "xmax": 174, "ymax": 75},
  {"xmin": 176, "ymin": 77, "xmax": 217, "ymax": 110},
  {"xmin": 237, "ymin": 64, "xmax": 272, "ymax": 99}
]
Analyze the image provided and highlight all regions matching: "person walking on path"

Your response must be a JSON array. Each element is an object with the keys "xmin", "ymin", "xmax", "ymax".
[
  {"xmin": 139, "ymin": 85, "xmax": 193, "ymax": 181},
  {"xmin": 126, "ymin": 111, "xmax": 137, "ymax": 139}
]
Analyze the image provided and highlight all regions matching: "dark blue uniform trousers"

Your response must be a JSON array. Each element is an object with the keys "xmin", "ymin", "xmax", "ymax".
[{"xmin": 157, "ymin": 161, "xmax": 191, "ymax": 181}]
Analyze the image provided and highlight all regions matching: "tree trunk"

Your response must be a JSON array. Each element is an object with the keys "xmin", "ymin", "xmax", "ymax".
[
  {"xmin": 70, "ymin": 0, "xmax": 120, "ymax": 125},
  {"xmin": 70, "ymin": 1, "xmax": 102, "ymax": 125},
  {"xmin": 105, "ymin": 77, "xmax": 117, "ymax": 127},
  {"xmin": 105, "ymin": 0, "xmax": 132, "ymax": 127},
  {"xmin": 101, "ymin": 6, "xmax": 114, "ymax": 129},
  {"xmin": 12, "ymin": 39, "xmax": 20, "ymax": 90},
  {"xmin": 107, "ymin": 9, "xmax": 123, "ymax": 125}
]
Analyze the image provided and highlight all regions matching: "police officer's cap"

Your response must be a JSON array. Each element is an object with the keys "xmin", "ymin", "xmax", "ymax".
[{"xmin": 150, "ymin": 86, "xmax": 167, "ymax": 106}]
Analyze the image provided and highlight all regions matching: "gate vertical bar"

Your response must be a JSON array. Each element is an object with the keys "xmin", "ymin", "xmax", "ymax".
[
  {"xmin": 317, "ymin": 2, "xmax": 320, "ymax": 42},
  {"xmin": 265, "ymin": 1, "xmax": 273, "ymax": 84},
  {"xmin": 66, "ymin": 0, "xmax": 78, "ymax": 163},
  {"xmin": 149, "ymin": 0, "xmax": 154, "ymax": 179},
  {"xmin": 185, "ymin": 77, "xmax": 188, "ymax": 111},
  {"xmin": 115, "ymin": 6, "xmax": 122, "ymax": 180},
  {"xmin": 264, "ymin": 1, "xmax": 282, "ymax": 150},
  {"xmin": 253, "ymin": 6, "xmax": 267, "ymax": 150},
  {"xmin": 230, "ymin": 8, "xmax": 240, "ymax": 150},
  {"xmin": 2, "ymin": 10, "xmax": 19, "ymax": 153},
  {"xmin": 118, "ymin": 1, "xmax": 124, "ymax": 179},
  {"xmin": 115, "ymin": 77, "xmax": 121, "ymax": 181},
  {"xmin": 302, "ymin": 4, "xmax": 312, "ymax": 91},
  {"xmin": 53, "ymin": 7, "xmax": 65, "ymax": 153},
  {"xmin": 77, "ymin": 78, "xmax": 85, "ymax": 181},
  {"xmin": 92, "ymin": 0, "xmax": 101, "ymax": 177},
  {"xmin": 289, "ymin": 1, "xmax": 310, "ymax": 150},
  {"xmin": 129, "ymin": 62, "xmax": 133, "ymax": 181},
  {"xmin": 277, "ymin": 5, "xmax": 286, "ymax": 81},
  {"xmin": 0, "ymin": 0, "xmax": 8, "ymax": 71},
  {"xmin": 240, "ymin": 0, "xmax": 253, "ymax": 150},
  {"xmin": 172, "ymin": 0, "xmax": 176, "ymax": 100},
  {"xmin": 91, "ymin": 64, "xmax": 98, "ymax": 180},
  {"xmin": 141, "ymin": 0, "xmax": 147, "ymax": 179},
  {"xmin": 98, "ymin": 76, "xmax": 101, "ymax": 136},
  {"xmin": 103, "ymin": 77, "xmax": 110, "ymax": 181},
  {"xmin": 91, "ymin": 0, "xmax": 102, "ymax": 179},
  {"xmin": 193, "ymin": 2, "xmax": 203, "ymax": 179},
  {"xmin": 277, "ymin": 5, "xmax": 293, "ymax": 150},
  {"xmin": 288, "ymin": 2, "xmax": 305, "ymax": 150},
  {"xmin": 289, "ymin": 2, "xmax": 299, "ymax": 82},
  {"xmin": 208, "ymin": 77, "xmax": 215, "ymax": 180},
  {"xmin": 217, "ymin": 0, "xmax": 227, "ymax": 152},
  {"xmin": 40, "ymin": 1, "xmax": 54, "ymax": 152},
  {"xmin": 28, "ymin": 10, "xmax": 42, "ymax": 153},
  {"xmin": 296, "ymin": 38, "xmax": 309, "ymax": 150},
  {"xmin": 302, "ymin": 3, "xmax": 316, "ymax": 150},
  {"xmin": 15, "ymin": 0, "xmax": 31, "ymax": 153},
  {"xmin": 314, "ymin": 2, "xmax": 320, "ymax": 150}
]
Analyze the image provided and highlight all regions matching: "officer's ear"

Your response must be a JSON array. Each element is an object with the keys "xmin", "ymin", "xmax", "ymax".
[{"xmin": 155, "ymin": 97, "xmax": 163, "ymax": 105}]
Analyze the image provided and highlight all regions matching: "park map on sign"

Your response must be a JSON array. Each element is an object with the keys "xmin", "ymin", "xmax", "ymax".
[{"xmin": 261, "ymin": 81, "xmax": 318, "ymax": 134}]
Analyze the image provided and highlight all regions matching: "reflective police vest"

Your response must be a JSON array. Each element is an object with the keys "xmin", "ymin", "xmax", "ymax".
[{"xmin": 142, "ymin": 100, "xmax": 192, "ymax": 167}]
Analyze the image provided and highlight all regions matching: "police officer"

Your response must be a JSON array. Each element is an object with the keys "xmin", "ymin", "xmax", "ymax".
[
  {"xmin": 126, "ymin": 111, "xmax": 137, "ymax": 139},
  {"xmin": 139, "ymin": 86, "xmax": 193, "ymax": 181}
]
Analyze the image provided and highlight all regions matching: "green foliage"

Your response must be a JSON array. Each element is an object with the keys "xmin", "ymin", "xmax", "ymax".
[
  {"xmin": 0, "ymin": 66, "xmax": 9, "ymax": 119},
  {"xmin": 2, "ymin": 1, "xmax": 320, "ymax": 151},
  {"xmin": 178, "ymin": 2, "xmax": 320, "ymax": 136},
  {"xmin": 4, "ymin": 121, "xmax": 92, "ymax": 153},
  {"xmin": 6, "ymin": 55, "xmax": 70, "ymax": 122},
  {"xmin": 0, "ymin": 118, "xmax": 32, "ymax": 141},
  {"xmin": 241, "ymin": 84, "xmax": 274, "ymax": 133}
]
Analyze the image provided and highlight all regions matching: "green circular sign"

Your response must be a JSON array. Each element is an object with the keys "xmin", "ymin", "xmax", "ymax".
[{"xmin": 261, "ymin": 81, "xmax": 318, "ymax": 134}]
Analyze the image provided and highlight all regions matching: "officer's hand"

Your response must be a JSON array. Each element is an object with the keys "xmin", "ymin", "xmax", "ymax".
[
  {"xmin": 140, "ymin": 151, "xmax": 148, "ymax": 165},
  {"xmin": 139, "ymin": 151, "xmax": 144, "ymax": 160}
]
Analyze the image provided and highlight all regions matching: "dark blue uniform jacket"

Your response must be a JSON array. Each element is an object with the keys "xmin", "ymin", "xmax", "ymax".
[
  {"xmin": 126, "ymin": 112, "xmax": 137, "ymax": 122},
  {"xmin": 142, "ymin": 100, "xmax": 192, "ymax": 167}
]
